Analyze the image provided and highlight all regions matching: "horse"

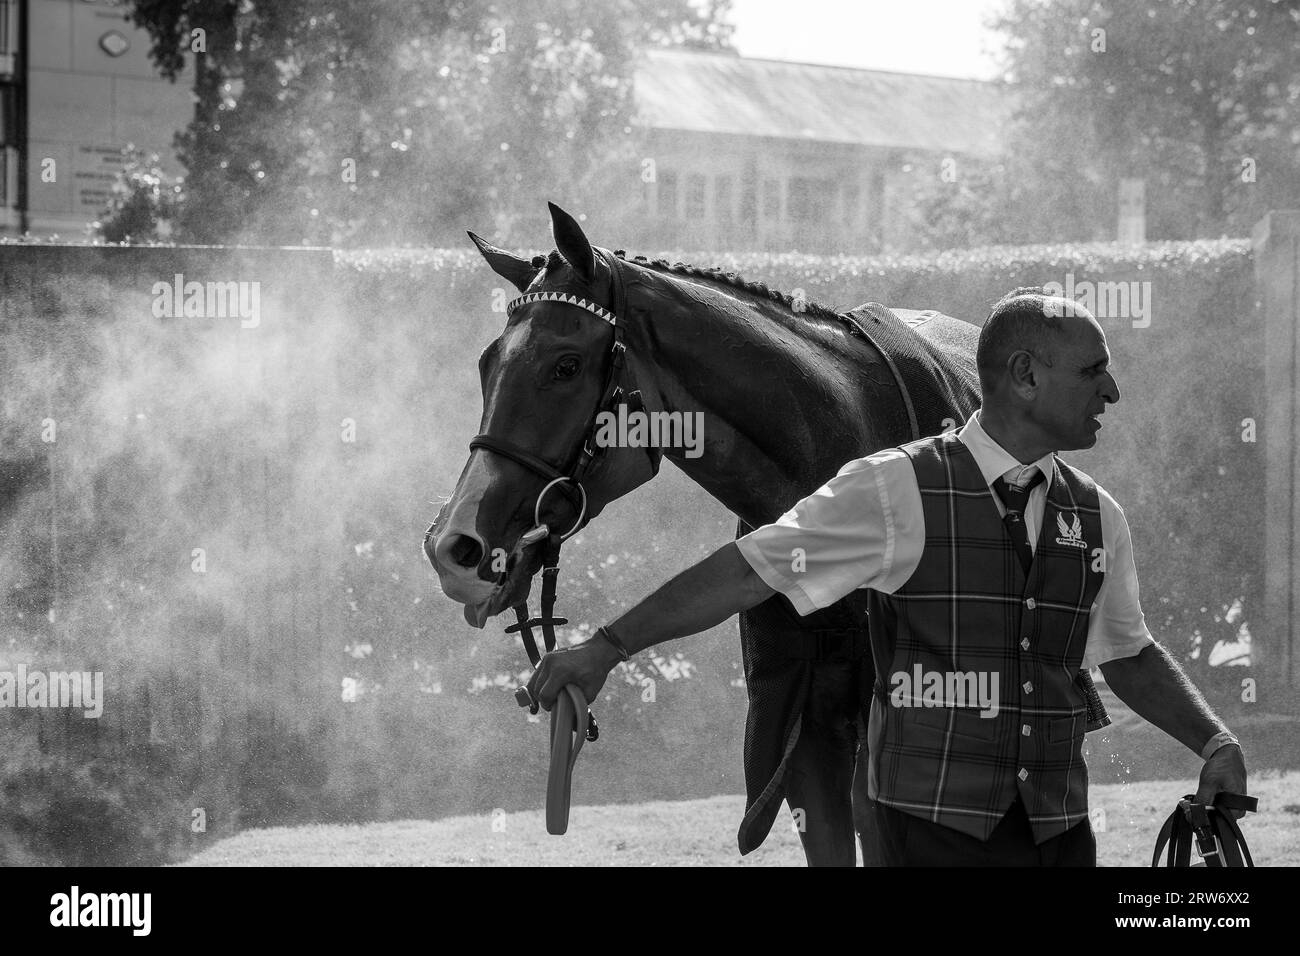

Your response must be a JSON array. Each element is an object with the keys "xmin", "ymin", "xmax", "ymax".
[{"xmin": 425, "ymin": 201, "xmax": 981, "ymax": 865}]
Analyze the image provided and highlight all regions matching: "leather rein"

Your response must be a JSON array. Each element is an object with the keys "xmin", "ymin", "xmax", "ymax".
[{"xmin": 446, "ymin": 247, "xmax": 661, "ymax": 738}]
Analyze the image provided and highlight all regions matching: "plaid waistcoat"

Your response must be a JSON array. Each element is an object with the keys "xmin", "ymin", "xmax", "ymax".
[{"xmin": 864, "ymin": 432, "xmax": 1106, "ymax": 843}]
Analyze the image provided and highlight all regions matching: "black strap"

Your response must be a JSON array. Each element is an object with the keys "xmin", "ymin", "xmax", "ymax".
[
  {"xmin": 468, "ymin": 434, "xmax": 566, "ymax": 482},
  {"xmin": 1152, "ymin": 792, "xmax": 1256, "ymax": 867},
  {"xmin": 504, "ymin": 534, "xmax": 599, "ymax": 742},
  {"xmin": 599, "ymin": 247, "xmax": 629, "ymax": 329},
  {"xmin": 504, "ymin": 534, "xmax": 567, "ymax": 666},
  {"xmin": 468, "ymin": 435, "xmax": 584, "ymax": 513}
]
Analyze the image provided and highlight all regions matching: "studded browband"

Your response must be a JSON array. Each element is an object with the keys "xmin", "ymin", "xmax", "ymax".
[{"xmin": 506, "ymin": 291, "xmax": 617, "ymax": 326}]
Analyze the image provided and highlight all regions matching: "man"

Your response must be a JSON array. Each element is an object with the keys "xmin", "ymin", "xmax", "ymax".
[{"xmin": 527, "ymin": 288, "xmax": 1247, "ymax": 866}]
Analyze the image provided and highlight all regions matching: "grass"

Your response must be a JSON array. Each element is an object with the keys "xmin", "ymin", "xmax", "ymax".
[{"xmin": 180, "ymin": 769, "xmax": 1300, "ymax": 866}]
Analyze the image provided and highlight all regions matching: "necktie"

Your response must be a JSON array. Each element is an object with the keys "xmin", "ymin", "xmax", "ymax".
[
  {"xmin": 992, "ymin": 470, "xmax": 1045, "ymax": 574},
  {"xmin": 992, "ymin": 468, "xmax": 1110, "ymax": 731}
]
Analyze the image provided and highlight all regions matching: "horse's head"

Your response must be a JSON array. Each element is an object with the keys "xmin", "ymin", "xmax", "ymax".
[{"xmin": 425, "ymin": 202, "xmax": 663, "ymax": 628}]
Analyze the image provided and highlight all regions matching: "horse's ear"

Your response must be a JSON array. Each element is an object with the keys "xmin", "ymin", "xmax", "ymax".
[
  {"xmin": 548, "ymin": 202, "xmax": 595, "ymax": 282},
  {"xmin": 467, "ymin": 231, "xmax": 537, "ymax": 293}
]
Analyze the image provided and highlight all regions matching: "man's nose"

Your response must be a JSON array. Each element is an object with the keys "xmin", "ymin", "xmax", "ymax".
[{"xmin": 1102, "ymin": 371, "xmax": 1120, "ymax": 404}]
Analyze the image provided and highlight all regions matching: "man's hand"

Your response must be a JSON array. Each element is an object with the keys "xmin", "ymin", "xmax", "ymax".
[
  {"xmin": 1101, "ymin": 645, "xmax": 1249, "ymax": 816},
  {"xmin": 518, "ymin": 541, "xmax": 775, "ymax": 713},
  {"xmin": 1194, "ymin": 744, "xmax": 1248, "ymax": 819},
  {"xmin": 526, "ymin": 635, "xmax": 623, "ymax": 712}
]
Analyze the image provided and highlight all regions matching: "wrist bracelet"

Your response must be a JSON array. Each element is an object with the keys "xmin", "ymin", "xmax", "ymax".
[
  {"xmin": 596, "ymin": 625, "xmax": 631, "ymax": 662},
  {"xmin": 1200, "ymin": 730, "xmax": 1239, "ymax": 761}
]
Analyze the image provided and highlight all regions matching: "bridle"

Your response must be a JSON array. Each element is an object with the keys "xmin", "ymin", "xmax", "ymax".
[{"xmin": 426, "ymin": 247, "xmax": 662, "ymax": 736}]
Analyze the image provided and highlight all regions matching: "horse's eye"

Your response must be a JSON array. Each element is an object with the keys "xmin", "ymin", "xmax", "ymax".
[{"xmin": 554, "ymin": 356, "xmax": 581, "ymax": 380}]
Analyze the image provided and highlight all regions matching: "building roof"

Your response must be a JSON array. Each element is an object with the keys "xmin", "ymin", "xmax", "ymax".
[{"xmin": 633, "ymin": 48, "xmax": 1010, "ymax": 158}]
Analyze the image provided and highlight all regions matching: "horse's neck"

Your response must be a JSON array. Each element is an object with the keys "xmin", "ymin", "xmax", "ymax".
[{"xmin": 622, "ymin": 268, "xmax": 898, "ymax": 527}]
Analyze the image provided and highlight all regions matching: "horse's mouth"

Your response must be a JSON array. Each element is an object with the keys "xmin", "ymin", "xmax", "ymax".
[
  {"xmin": 464, "ymin": 599, "xmax": 498, "ymax": 629},
  {"xmin": 460, "ymin": 537, "xmax": 543, "ymax": 628}
]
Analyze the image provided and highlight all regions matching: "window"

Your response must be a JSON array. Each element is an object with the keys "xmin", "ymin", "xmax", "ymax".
[
  {"xmin": 714, "ymin": 175, "xmax": 733, "ymax": 222},
  {"xmin": 685, "ymin": 174, "xmax": 706, "ymax": 219},
  {"xmin": 657, "ymin": 172, "xmax": 677, "ymax": 218},
  {"xmin": 761, "ymin": 178, "xmax": 781, "ymax": 220}
]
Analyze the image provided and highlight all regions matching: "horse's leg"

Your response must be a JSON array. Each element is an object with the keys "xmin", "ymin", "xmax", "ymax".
[{"xmin": 784, "ymin": 659, "xmax": 860, "ymax": 866}]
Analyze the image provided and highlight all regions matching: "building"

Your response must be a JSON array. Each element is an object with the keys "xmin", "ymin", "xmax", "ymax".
[
  {"xmin": 0, "ymin": 0, "xmax": 192, "ymax": 237},
  {"xmin": 0, "ymin": 10, "xmax": 1006, "ymax": 250},
  {"xmin": 630, "ymin": 48, "xmax": 1010, "ymax": 253}
]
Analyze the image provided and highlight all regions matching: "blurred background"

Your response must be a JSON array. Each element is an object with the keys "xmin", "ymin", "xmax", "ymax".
[{"xmin": 0, "ymin": 0, "xmax": 1296, "ymax": 865}]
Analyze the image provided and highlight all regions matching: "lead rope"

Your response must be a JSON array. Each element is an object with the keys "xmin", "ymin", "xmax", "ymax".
[
  {"xmin": 509, "ymin": 532, "xmax": 599, "ymax": 742},
  {"xmin": 546, "ymin": 684, "xmax": 589, "ymax": 834},
  {"xmin": 1151, "ymin": 792, "xmax": 1257, "ymax": 867},
  {"xmin": 508, "ymin": 532, "xmax": 596, "ymax": 836}
]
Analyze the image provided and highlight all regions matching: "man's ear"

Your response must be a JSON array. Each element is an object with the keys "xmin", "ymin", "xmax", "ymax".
[
  {"xmin": 1005, "ymin": 352, "xmax": 1023, "ymax": 384},
  {"xmin": 1007, "ymin": 350, "xmax": 1038, "ymax": 395}
]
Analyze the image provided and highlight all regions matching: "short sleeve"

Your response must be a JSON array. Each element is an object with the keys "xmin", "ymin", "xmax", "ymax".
[
  {"xmin": 734, "ymin": 449, "xmax": 923, "ymax": 616},
  {"xmin": 1083, "ymin": 486, "xmax": 1157, "ymax": 669}
]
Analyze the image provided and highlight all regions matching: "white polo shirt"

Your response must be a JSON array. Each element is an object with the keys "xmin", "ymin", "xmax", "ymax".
[{"xmin": 735, "ymin": 408, "xmax": 1156, "ymax": 669}]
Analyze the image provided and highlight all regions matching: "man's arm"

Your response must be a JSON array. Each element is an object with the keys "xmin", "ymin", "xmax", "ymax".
[
  {"xmin": 1089, "ymin": 490, "xmax": 1246, "ymax": 812},
  {"xmin": 526, "ymin": 541, "xmax": 775, "ymax": 709},
  {"xmin": 526, "ymin": 448, "xmax": 919, "ymax": 710},
  {"xmin": 1099, "ymin": 644, "xmax": 1247, "ymax": 812}
]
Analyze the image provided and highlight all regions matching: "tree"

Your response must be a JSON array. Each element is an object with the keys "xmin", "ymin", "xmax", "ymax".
[
  {"xmin": 905, "ymin": 154, "xmax": 1019, "ymax": 250},
  {"xmin": 910, "ymin": 0, "xmax": 1300, "ymax": 249},
  {"xmin": 128, "ymin": 0, "xmax": 734, "ymax": 246},
  {"xmin": 94, "ymin": 147, "xmax": 184, "ymax": 243},
  {"xmin": 994, "ymin": 0, "xmax": 1300, "ymax": 241}
]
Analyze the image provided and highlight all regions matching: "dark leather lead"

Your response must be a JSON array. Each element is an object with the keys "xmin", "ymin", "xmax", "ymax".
[{"xmin": 1152, "ymin": 791, "xmax": 1257, "ymax": 867}]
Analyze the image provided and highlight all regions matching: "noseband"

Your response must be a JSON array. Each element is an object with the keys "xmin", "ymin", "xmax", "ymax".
[{"xmin": 428, "ymin": 247, "xmax": 661, "ymax": 735}]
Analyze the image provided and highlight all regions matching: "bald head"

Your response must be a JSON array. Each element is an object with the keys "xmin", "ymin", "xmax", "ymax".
[
  {"xmin": 973, "ymin": 286, "xmax": 1118, "ymax": 458},
  {"xmin": 976, "ymin": 287, "xmax": 1098, "ymax": 395}
]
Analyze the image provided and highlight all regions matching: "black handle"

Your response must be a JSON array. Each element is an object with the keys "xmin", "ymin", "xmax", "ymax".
[{"xmin": 1212, "ymin": 791, "xmax": 1257, "ymax": 813}]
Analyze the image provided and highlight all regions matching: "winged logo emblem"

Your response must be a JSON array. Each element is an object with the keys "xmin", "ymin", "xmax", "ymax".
[{"xmin": 1054, "ymin": 511, "xmax": 1087, "ymax": 548}]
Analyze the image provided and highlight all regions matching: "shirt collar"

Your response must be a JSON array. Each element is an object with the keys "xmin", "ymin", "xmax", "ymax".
[{"xmin": 956, "ymin": 408, "xmax": 1057, "ymax": 488}]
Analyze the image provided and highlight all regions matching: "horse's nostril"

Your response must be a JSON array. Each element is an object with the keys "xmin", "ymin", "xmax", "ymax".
[{"xmin": 445, "ymin": 533, "xmax": 483, "ymax": 570}]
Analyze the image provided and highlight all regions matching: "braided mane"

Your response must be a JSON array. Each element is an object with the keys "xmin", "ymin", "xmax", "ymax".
[{"xmin": 540, "ymin": 249, "xmax": 870, "ymax": 344}]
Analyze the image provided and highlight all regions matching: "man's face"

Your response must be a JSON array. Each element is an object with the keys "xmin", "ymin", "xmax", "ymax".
[{"xmin": 1030, "ymin": 316, "xmax": 1120, "ymax": 451}]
